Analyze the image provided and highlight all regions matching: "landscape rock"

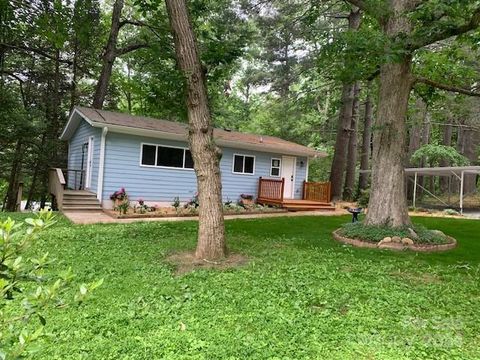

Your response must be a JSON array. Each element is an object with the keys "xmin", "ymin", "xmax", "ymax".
[
  {"xmin": 392, "ymin": 236, "xmax": 402, "ymax": 243},
  {"xmin": 382, "ymin": 236, "xmax": 392, "ymax": 243},
  {"xmin": 401, "ymin": 237, "xmax": 414, "ymax": 245},
  {"xmin": 431, "ymin": 230, "xmax": 446, "ymax": 238},
  {"xmin": 407, "ymin": 228, "xmax": 419, "ymax": 240}
]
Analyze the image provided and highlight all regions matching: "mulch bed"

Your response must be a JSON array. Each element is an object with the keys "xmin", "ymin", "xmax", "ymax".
[
  {"xmin": 332, "ymin": 229, "xmax": 457, "ymax": 252},
  {"xmin": 106, "ymin": 208, "xmax": 287, "ymax": 219}
]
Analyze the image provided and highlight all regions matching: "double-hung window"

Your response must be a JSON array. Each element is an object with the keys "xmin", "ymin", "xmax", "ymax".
[
  {"xmin": 232, "ymin": 154, "xmax": 255, "ymax": 175},
  {"xmin": 270, "ymin": 158, "xmax": 281, "ymax": 177},
  {"xmin": 141, "ymin": 144, "xmax": 194, "ymax": 169}
]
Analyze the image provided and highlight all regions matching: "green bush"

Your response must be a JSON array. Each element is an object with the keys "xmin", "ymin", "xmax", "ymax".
[
  {"xmin": 357, "ymin": 189, "xmax": 370, "ymax": 208},
  {"xmin": 338, "ymin": 222, "xmax": 449, "ymax": 244}
]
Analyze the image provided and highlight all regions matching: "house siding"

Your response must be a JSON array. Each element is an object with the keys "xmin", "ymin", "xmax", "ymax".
[
  {"xmin": 67, "ymin": 121, "xmax": 101, "ymax": 191},
  {"xmin": 100, "ymin": 131, "xmax": 308, "ymax": 207}
]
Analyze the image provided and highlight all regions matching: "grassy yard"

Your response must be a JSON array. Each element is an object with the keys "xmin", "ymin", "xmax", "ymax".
[{"xmin": 3, "ymin": 212, "xmax": 480, "ymax": 359}]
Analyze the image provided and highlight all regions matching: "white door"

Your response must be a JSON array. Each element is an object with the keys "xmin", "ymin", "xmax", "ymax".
[
  {"xmin": 281, "ymin": 156, "xmax": 296, "ymax": 199},
  {"xmin": 85, "ymin": 136, "xmax": 94, "ymax": 189}
]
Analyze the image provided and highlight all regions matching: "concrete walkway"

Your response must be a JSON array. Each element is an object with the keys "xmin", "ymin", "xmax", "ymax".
[{"xmin": 63, "ymin": 209, "xmax": 346, "ymax": 225}]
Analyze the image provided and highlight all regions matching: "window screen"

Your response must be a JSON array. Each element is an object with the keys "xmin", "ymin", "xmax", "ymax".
[
  {"xmin": 141, "ymin": 145, "xmax": 156, "ymax": 166},
  {"xmin": 233, "ymin": 154, "xmax": 254, "ymax": 174},
  {"xmin": 157, "ymin": 146, "xmax": 184, "ymax": 167},
  {"xmin": 271, "ymin": 158, "xmax": 281, "ymax": 177},
  {"xmin": 141, "ymin": 144, "xmax": 193, "ymax": 169},
  {"xmin": 184, "ymin": 150, "xmax": 194, "ymax": 169}
]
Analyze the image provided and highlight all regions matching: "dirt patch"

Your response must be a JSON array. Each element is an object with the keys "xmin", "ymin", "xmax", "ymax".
[
  {"xmin": 390, "ymin": 270, "xmax": 442, "ymax": 284},
  {"xmin": 166, "ymin": 252, "xmax": 249, "ymax": 275}
]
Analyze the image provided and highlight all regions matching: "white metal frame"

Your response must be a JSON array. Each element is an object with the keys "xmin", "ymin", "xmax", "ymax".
[{"xmin": 231, "ymin": 153, "xmax": 256, "ymax": 175}]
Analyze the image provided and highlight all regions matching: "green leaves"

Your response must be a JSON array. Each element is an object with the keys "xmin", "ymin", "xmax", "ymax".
[{"xmin": 411, "ymin": 144, "xmax": 470, "ymax": 167}]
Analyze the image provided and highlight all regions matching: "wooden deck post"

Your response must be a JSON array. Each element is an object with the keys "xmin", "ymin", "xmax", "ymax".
[
  {"xmin": 302, "ymin": 180, "xmax": 306, "ymax": 200},
  {"xmin": 258, "ymin": 176, "xmax": 262, "ymax": 200},
  {"xmin": 280, "ymin": 177, "xmax": 285, "ymax": 202}
]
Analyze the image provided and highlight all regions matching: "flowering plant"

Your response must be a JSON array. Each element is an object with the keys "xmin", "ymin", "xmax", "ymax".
[{"xmin": 110, "ymin": 187, "xmax": 127, "ymax": 201}]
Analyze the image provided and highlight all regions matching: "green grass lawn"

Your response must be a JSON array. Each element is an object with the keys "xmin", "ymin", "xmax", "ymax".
[{"xmin": 3, "ymin": 212, "xmax": 480, "ymax": 359}]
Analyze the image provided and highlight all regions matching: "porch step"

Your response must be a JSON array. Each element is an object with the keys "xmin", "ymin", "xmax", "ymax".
[
  {"xmin": 61, "ymin": 190, "xmax": 101, "ymax": 212},
  {"xmin": 63, "ymin": 205, "xmax": 103, "ymax": 211},
  {"xmin": 284, "ymin": 205, "xmax": 336, "ymax": 211}
]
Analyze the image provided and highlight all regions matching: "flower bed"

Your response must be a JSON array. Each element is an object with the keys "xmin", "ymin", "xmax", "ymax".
[
  {"xmin": 332, "ymin": 223, "xmax": 457, "ymax": 252},
  {"xmin": 106, "ymin": 205, "xmax": 287, "ymax": 219}
]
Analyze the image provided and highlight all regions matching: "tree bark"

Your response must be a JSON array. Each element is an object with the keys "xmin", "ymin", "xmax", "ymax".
[
  {"xmin": 343, "ymin": 82, "xmax": 361, "ymax": 200},
  {"xmin": 329, "ymin": 8, "xmax": 361, "ymax": 200},
  {"xmin": 439, "ymin": 123, "xmax": 453, "ymax": 192},
  {"xmin": 165, "ymin": 0, "xmax": 226, "ymax": 260},
  {"xmin": 358, "ymin": 80, "xmax": 373, "ymax": 191},
  {"xmin": 5, "ymin": 140, "xmax": 23, "ymax": 211},
  {"xmin": 92, "ymin": 0, "xmax": 124, "ymax": 109},
  {"xmin": 364, "ymin": 1, "xmax": 413, "ymax": 227}
]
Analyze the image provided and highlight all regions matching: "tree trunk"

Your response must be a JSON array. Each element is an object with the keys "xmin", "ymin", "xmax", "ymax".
[
  {"xmin": 358, "ymin": 80, "xmax": 373, "ymax": 191},
  {"xmin": 343, "ymin": 82, "xmax": 361, "ymax": 200},
  {"xmin": 364, "ymin": 0, "xmax": 413, "ymax": 226},
  {"xmin": 92, "ymin": 0, "xmax": 124, "ymax": 109},
  {"xmin": 165, "ymin": 0, "xmax": 226, "ymax": 260},
  {"xmin": 463, "ymin": 129, "xmax": 479, "ymax": 193},
  {"xmin": 329, "ymin": 83, "xmax": 355, "ymax": 199},
  {"xmin": 5, "ymin": 140, "xmax": 23, "ymax": 211},
  {"xmin": 439, "ymin": 123, "xmax": 453, "ymax": 192},
  {"xmin": 328, "ymin": 8, "xmax": 361, "ymax": 200}
]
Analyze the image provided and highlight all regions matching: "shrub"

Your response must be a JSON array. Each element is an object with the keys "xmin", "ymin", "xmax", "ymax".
[
  {"xmin": 357, "ymin": 189, "xmax": 370, "ymax": 208},
  {"xmin": 110, "ymin": 187, "xmax": 127, "ymax": 201},
  {"xmin": 0, "ymin": 210, "xmax": 103, "ymax": 358},
  {"xmin": 338, "ymin": 222, "xmax": 449, "ymax": 244}
]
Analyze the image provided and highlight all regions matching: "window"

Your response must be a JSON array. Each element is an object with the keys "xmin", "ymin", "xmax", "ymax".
[
  {"xmin": 270, "ymin": 158, "xmax": 281, "ymax": 177},
  {"xmin": 233, "ymin": 154, "xmax": 255, "ymax": 175},
  {"xmin": 140, "ymin": 144, "xmax": 194, "ymax": 169}
]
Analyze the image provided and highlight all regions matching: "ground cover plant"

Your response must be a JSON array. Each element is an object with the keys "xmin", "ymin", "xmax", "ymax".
[
  {"xmin": 338, "ymin": 222, "xmax": 450, "ymax": 244},
  {"xmin": 1, "ymin": 213, "xmax": 480, "ymax": 359}
]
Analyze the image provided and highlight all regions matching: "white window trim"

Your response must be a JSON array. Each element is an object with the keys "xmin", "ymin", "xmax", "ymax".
[
  {"xmin": 232, "ymin": 153, "xmax": 256, "ymax": 175},
  {"xmin": 139, "ymin": 142, "xmax": 194, "ymax": 171},
  {"xmin": 270, "ymin": 157, "xmax": 281, "ymax": 177}
]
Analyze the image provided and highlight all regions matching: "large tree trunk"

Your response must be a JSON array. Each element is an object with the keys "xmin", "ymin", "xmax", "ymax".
[
  {"xmin": 358, "ymin": 80, "xmax": 373, "ymax": 191},
  {"xmin": 92, "ymin": 0, "xmax": 124, "ymax": 109},
  {"xmin": 364, "ymin": 0, "xmax": 413, "ymax": 226},
  {"xmin": 165, "ymin": 0, "xmax": 226, "ymax": 260},
  {"xmin": 343, "ymin": 82, "xmax": 361, "ymax": 200},
  {"xmin": 329, "ymin": 83, "xmax": 355, "ymax": 199},
  {"xmin": 329, "ymin": 8, "xmax": 361, "ymax": 200},
  {"xmin": 365, "ymin": 56, "xmax": 413, "ymax": 226}
]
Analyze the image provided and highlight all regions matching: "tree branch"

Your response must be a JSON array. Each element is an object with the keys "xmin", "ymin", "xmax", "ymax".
[
  {"xmin": 415, "ymin": 77, "xmax": 480, "ymax": 97},
  {"xmin": 408, "ymin": 7, "xmax": 480, "ymax": 50},
  {"xmin": 115, "ymin": 42, "xmax": 149, "ymax": 56}
]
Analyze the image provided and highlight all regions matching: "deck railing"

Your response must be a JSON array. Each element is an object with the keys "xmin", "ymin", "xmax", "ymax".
[
  {"xmin": 48, "ymin": 168, "xmax": 66, "ymax": 210},
  {"xmin": 63, "ymin": 169, "xmax": 85, "ymax": 190},
  {"xmin": 257, "ymin": 177, "xmax": 285, "ymax": 203},
  {"xmin": 303, "ymin": 181, "xmax": 331, "ymax": 202}
]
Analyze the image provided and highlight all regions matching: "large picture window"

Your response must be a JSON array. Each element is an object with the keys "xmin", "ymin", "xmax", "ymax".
[
  {"xmin": 141, "ymin": 144, "xmax": 194, "ymax": 169},
  {"xmin": 270, "ymin": 158, "xmax": 281, "ymax": 177},
  {"xmin": 232, "ymin": 154, "xmax": 255, "ymax": 175}
]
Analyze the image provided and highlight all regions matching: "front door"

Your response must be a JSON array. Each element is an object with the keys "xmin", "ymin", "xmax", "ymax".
[
  {"xmin": 85, "ymin": 136, "xmax": 94, "ymax": 189},
  {"xmin": 281, "ymin": 156, "xmax": 296, "ymax": 199}
]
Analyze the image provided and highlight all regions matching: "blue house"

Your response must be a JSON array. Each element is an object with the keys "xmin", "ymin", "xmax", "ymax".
[{"xmin": 52, "ymin": 107, "xmax": 330, "ymax": 211}]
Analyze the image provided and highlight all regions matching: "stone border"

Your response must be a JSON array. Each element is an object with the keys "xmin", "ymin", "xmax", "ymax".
[
  {"xmin": 105, "ymin": 208, "xmax": 287, "ymax": 219},
  {"xmin": 332, "ymin": 229, "xmax": 457, "ymax": 252}
]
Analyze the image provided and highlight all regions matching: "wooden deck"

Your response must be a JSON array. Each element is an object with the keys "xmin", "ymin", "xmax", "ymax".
[{"xmin": 257, "ymin": 177, "xmax": 335, "ymax": 211}]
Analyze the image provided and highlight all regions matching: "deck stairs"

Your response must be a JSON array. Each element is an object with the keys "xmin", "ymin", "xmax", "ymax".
[{"xmin": 62, "ymin": 190, "xmax": 102, "ymax": 212}]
